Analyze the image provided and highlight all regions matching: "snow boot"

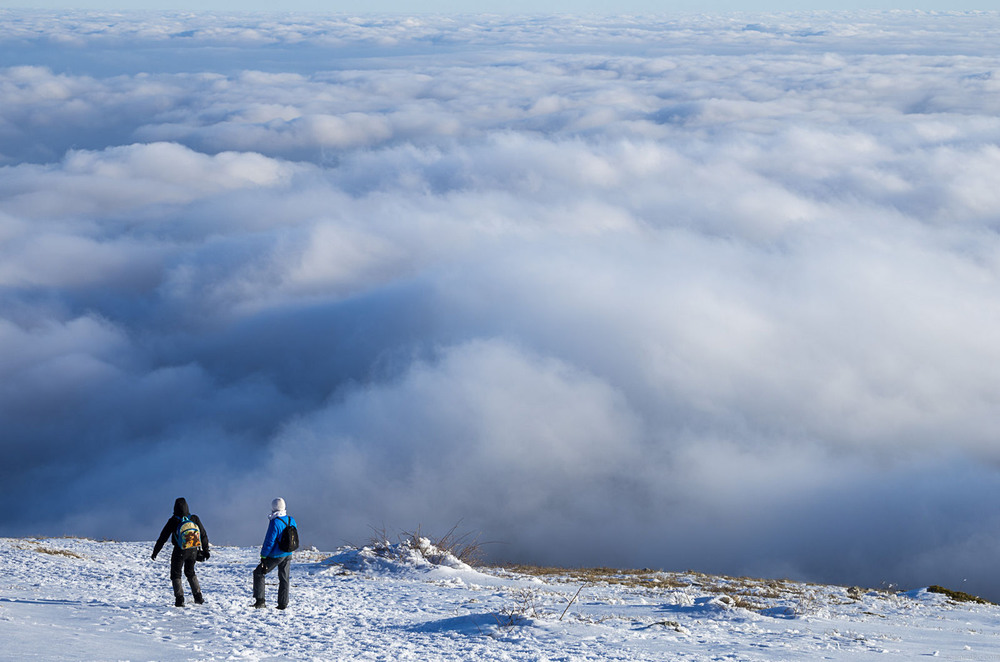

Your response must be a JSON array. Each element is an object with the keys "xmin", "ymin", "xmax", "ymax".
[
  {"xmin": 253, "ymin": 599, "xmax": 266, "ymax": 609},
  {"xmin": 194, "ymin": 592, "xmax": 205, "ymax": 604}
]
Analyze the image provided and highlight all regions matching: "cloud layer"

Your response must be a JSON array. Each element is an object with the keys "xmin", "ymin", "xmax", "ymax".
[{"xmin": 4, "ymin": 10, "xmax": 1000, "ymax": 598}]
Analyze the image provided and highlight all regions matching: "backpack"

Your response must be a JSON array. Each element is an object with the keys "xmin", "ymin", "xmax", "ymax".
[
  {"xmin": 278, "ymin": 516, "xmax": 299, "ymax": 553},
  {"xmin": 175, "ymin": 515, "xmax": 202, "ymax": 552}
]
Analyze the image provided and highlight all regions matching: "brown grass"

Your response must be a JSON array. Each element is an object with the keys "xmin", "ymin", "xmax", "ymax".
[
  {"xmin": 492, "ymin": 565, "xmax": 819, "ymax": 613},
  {"xmin": 34, "ymin": 546, "xmax": 84, "ymax": 559},
  {"xmin": 927, "ymin": 585, "xmax": 994, "ymax": 605},
  {"xmin": 493, "ymin": 564, "xmax": 690, "ymax": 589}
]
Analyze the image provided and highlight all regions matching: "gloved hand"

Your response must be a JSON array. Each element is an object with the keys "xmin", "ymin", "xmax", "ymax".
[{"xmin": 150, "ymin": 553, "xmax": 157, "ymax": 560}]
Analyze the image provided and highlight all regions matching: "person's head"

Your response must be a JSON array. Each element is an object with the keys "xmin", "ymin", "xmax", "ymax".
[
  {"xmin": 173, "ymin": 497, "xmax": 189, "ymax": 517},
  {"xmin": 271, "ymin": 497, "xmax": 286, "ymax": 513}
]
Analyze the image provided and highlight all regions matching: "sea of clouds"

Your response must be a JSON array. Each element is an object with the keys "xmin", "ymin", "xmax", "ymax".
[{"xmin": 3, "ymin": 9, "xmax": 1000, "ymax": 598}]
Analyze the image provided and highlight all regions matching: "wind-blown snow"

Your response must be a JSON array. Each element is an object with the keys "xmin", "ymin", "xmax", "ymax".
[
  {"xmin": 2, "ymin": 538, "xmax": 999, "ymax": 661},
  {"xmin": 3, "ymin": 10, "xmax": 1000, "ymax": 601}
]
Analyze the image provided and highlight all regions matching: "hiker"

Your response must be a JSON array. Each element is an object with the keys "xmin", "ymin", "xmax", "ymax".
[
  {"xmin": 151, "ymin": 497, "xmax": 210, "ymax": 607},
  {"xmin": 252, "ymin": 497, "xmax": 298, "ymax": 610}
]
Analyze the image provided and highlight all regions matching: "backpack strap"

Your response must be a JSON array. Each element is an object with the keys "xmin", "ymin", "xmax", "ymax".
[{"xmin": 172, "ymin": 515, "xmax": 185, "ymax": 545}]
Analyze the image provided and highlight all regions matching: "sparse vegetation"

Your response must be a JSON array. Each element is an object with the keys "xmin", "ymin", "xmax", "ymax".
[
  {"xmin": 489, "ymin": 565, "xmax": 900, "ymax": 617},
  {"xmin": 366, "ymin": 522, "xmax": 486, "ymax": 566},
  {"xmin": 731, "ymin": 594, "xmax": 770, "ymax": 611},
  {"xmin": 360, "ymin": 533, "xmax": 999, "ymax": 619},
  {"xmin": 498, "ymin": 588, "xmax": 542, "ymax": 625},
  {"xmin": 494, "ymin": 565, "xmax": 809, "ymax": 612},
  {"xmin": 34, "ymin": 546, "xmax": 85, "ymax": 559},
  {"xmin": 488, "ymin": 588, "xmax": 545, "ymax": 632},
  {"xmin": 10, "ymin": 540, "xmax": 87, "ymax": 559},
  {"xmin": 646, "ymin": 620, "xmax": 688, "ymax": 633},
  {"xmin": 495, "ymin": 564, "xmax": 689, "ymax": 589},
  {"xmin": 927, "ymin": 585, "xmax": 994, "ymax": 605}
]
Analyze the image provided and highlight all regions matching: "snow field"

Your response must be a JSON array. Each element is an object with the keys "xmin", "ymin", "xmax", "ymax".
[{"xmin": 1, "ymin": 537, "xmax": 999, "ymax": 661}]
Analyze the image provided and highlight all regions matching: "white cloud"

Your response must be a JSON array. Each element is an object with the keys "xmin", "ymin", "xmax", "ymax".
[
  {"xmin": 4, "ymin": 9, "xmax": 1000, "ymax": 600},
  {"xmin": 0, "ymin": 142, "xmax": 297, "ymax": 221},
  {"xmin": 248, "ymin": 338, "xmax": 646, "ymax": 546}
]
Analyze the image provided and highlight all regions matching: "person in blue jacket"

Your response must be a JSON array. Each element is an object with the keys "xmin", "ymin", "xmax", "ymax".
[{"xmin": 252, "ymin": 497, "xmax": 297, "ymax": 609}]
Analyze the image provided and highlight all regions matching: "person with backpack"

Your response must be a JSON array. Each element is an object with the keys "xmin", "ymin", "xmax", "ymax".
[
  {"xmin": 151, "ymin": 497, "xmax": 210, "ymax": 607},
  {"xmin": 252, "ymin": 497, "xmax": 298, "ymax": 610}
]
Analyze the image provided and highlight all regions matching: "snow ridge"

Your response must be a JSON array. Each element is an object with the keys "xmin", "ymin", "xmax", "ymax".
[{"xmin": 2, "ymin": 537, "xmax": 999, "ymax": 661}]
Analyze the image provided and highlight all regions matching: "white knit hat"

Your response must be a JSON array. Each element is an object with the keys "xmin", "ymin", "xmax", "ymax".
[{"xmin": 271, "ymin": 497, "xmax": 286, "ymax": 512}]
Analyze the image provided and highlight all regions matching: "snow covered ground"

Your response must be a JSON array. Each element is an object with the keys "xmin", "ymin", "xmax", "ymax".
[{"xmin": 1, "ymin": 537, "xmax": 999, "ymax": 661}]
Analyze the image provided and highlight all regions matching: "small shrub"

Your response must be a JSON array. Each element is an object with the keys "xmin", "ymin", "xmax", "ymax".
[
  {"xmin": 494, "ymin": 588, "xmax": 542, "ymax": 631},
  {"xmin": 411, "ymin": 521, "xmax": 485, "ymax": 566},
  {"xmin": 366, "ymin": 522, "xmax": 486, "ymax": 567}
]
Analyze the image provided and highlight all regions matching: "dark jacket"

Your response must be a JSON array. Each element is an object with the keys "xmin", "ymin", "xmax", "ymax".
[{"xmin": 152, "ymin": 497, "xmax": 210, "ymax": 560}]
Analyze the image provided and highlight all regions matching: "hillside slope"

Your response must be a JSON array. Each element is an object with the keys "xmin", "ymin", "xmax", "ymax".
[{"xmin": 1, "ymin": 537, "xmax": 998, "ymax": 660}]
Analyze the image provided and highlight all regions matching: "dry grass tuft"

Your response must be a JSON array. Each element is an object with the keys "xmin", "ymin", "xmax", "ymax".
[
  {"xmin": 34, "ymin": 546, "xmax": 84, "ymax": 559},
  {"xmin": 367, "ymin": 522, "xmax": 487, "ymax": 567}
]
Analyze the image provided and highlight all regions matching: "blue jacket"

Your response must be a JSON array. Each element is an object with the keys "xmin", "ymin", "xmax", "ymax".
[{"xmin": 261, "ymin": 514, "xmax": 297, "ymax": 559}]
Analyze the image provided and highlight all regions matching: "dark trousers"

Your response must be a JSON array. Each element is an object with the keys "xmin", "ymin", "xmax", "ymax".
[
  {"xmin": 170, "ymin": 548, "xmax": 201, "ymax": 602},
  {"xmin": 253, "ymin": 556, "xmax": 291, "ymax": 608}
]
